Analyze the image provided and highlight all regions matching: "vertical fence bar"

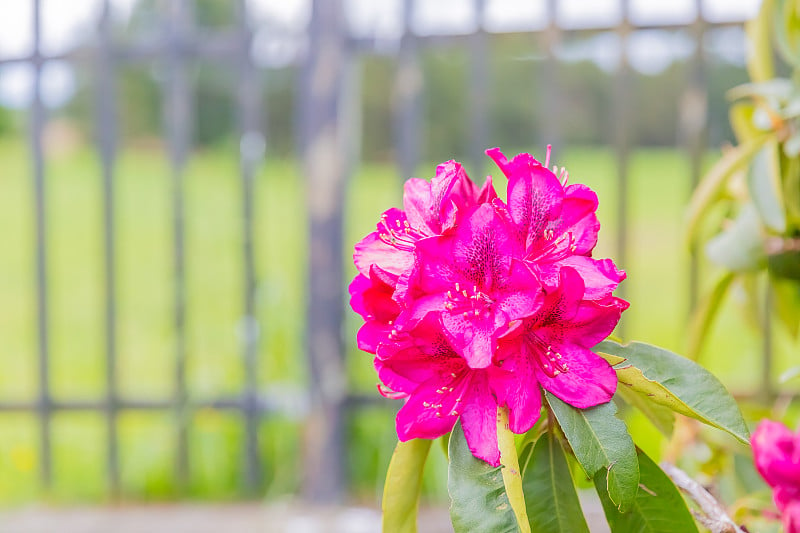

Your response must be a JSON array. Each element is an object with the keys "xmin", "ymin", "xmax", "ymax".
[
  {"xmin": 614, "ymin": 3, "xmax": 632, "ymax": 312},
  {"xmin": 684, "ymin": 3, "xmax": 708, "ymax": 315},
  {"xmin": 30, "ymin": 0, "xmax": 52, "ymax": 491},
  {"xmin": 301, "ymin": 0, "xmax": 348, "ymax": 502},
  {"xmin": 394, "ymin": 0, "xmax": 421, "ymax": 182},
  {"xmin": 95, "ymin": 0, "xmax": 120, "ymax": 497},
  {"xmin": 762, "ymin": 283, "xmax": 774, "ymax": 400},
  {"xmin": 469, "ymin": 0, "xmax": 488, "ymax": 174},
  {"xmin": 541, "ymin": 0, "xmax": 563, "ymax": 150},
  {"xmin": 236, "ymin": 0, "xmax": 264, "ymax": 495},
  {"xmin": 164, "ymin": 0, "xmax": 192, "ymax": 492}
]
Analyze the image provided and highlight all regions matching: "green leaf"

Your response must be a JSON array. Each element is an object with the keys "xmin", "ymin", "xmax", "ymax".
[
  {"xmin": 783, "ymin": 154, "xmax": 800, "ymax": 223},
  {"xmin": 745, "ymin": 0, "xmax": 775, "ymax": 83},
  {"xmin": 594, "ymin": 340, "xmax": 750, "ymax": 444},
  {"xmin": 726, "ymin": 79, "xmax": 793, "ymax": 102},
  {"xmin": 594, "ymin": 449, "xmax": 699, "ymax": 533},
  {"xmin": 615, "ymin": 385, "xmax": 675, "ymax": 438},
  {"xmin": 687, "ymin": 271, "xmax": 736, "ymax": 360},
  {"xmin": 522, "ymin": 431, "xmax": 590, "ymax": 533},
  {"xmin": 749, "ymin": 141, "xmax": 786, "ymax": 232},
  {"xmin": 382, "ymin": 438, "xmax": 432, "ymax": 533},
  {"xmin": 729, "ymin": 102, "xmax": 760, "ymax": 143},
  {"xmin": 774, "ymin": 0, "xmax": 800, "ymax": 68},
  {"xmin": 448, "ymin": 421, "xmax": 522, "ymax": 533},
  {"xmin": 545, "ymin": 393, "xmax": 639, "ymax": 512},
  {"xmin": 705, "ymin": 203, "xmax": 767, "ymax": 272},
  {"xmin": 685, "ymin": 136, "xmax": 769, "ymax": 245}
]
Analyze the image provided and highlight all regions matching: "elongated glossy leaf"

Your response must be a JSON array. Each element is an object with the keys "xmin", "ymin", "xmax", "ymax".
[
  {"xmin": 545, "ymin": 393, "xmax": 639, "ymax": 512},
  {"xmin": 382, "ymin": 438, "xmax": 432, "ymax": 533},
  {"xmin": 595, "ymin": 449, "xmax": 699, "ymax": 533},
  {"xmin": 448, "ymin": 421, "xmax": 521, "ymax": 533},
  {"xmin": 705, "ymin": 203, "xmax": 766, "ymax": 272},
  {"xmin": 687, "ymin": 271, "xmax": 736, "ymax": 360},
  {"xmin": 522, "ymin": 431, "xmax": 590, "ymax": 533},
  {"xmin": 595, "ymin": 340, "xmax": 750, "ymax": 444},
  {"xmin": 685, "ymin": 136, "xmax": 768, "ymax": 244},
  {"xmin": 749, "ymin": 141, "xmax": 786, "ymax": 232},
  {"xmin": 616, "ymin": 385, "xmax": 675, "ymax": 437},
  {"xmin": 498, "ymin": 407, "xmax": 530, "ymax": 532}
]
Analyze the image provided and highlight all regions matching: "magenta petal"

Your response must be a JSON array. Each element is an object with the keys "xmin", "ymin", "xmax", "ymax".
[
  {"xmin": 441, "ymin": 310, "xmax": 497, "ymax": 369},
  {"xmin": 559, "ymin": 256, "xmax": 626, "ymax": 300},
  {"xmin": 783, "ymin": 500, "xmax": 800, "ymax": 533},
  {"xmin": 536, "ymin": 344, "xmax": 617, "ymax": 409},
  {"xmin": 460, "ymin": 373, "xmax": 501, "ymax": 466},
  {"xmin": 348, "ymin": 274, "xmax": 371, "ymax": 318},
  {"xmin": 562, "ymin": 184, "xmax": 600, "ymax": 255},
  {"xmin": 356, "ymin": 322, "xmax": 390, "ymax": 354},
  {"xmin": 490, "ymin": 362, "xmax": 542, "ymax": 434},
  {"xmin": 395, "ymin": 376, "xmax": 466, "ymax": 441},
  {"xmin": 354, "ymin": 231, "xmax": 414, "ymax": 277},
  {"xmin": 477, "ymin": 174, "xmax": 498, "ymax": 204},
  {"xmin": 566, "ymin": 297, "xmax": 629, "ymax": 348},
  {"xmin": 496, "ymin": 260, "xmax": 544, "ymax": 321},
  {"xmin": 450, "ymin": 204, "xmax": 513, "ymax": 290},
  {"xmin": 403, "ymin": 177, "xmax": 434, "ymax": 233}
]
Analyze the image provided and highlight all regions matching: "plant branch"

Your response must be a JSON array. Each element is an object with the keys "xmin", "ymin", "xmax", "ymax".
[{"xmin": 660, "ymin": 462, "xmax": 746, "ymax": 533}]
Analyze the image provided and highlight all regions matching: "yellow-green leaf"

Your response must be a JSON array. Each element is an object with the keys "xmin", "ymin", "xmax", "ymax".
[
  {"xmin": 595, "ymin": 340, "xmax": 750, "ymax": 444},
  {"xmin": 746, "ymin": 0, "xmax": 775, "ymax": 82},
  {"xmin": 685, "ymin": 135, "xmax": 769, "ymax": 245},
  {"xmin": 382, "ymin": 438, "xmax": 432, "ymax": 533},
  {"xmin": 498, "ymin": 406, "xmax": 530, "ymax": 533}
]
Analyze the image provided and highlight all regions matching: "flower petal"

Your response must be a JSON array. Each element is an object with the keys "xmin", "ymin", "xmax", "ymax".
[
  {"xmin": 459, "ymin": 372, "xmax": 501, "ymax": 466},
  {"xmin": 536, "ymin": 344, "xmax": 617, "ymax": 408}
]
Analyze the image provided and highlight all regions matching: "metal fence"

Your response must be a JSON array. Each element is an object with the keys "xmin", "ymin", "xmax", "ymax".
[{"xmin": 1, "ymin": 0, "xmax": 760, "ymax": 503}]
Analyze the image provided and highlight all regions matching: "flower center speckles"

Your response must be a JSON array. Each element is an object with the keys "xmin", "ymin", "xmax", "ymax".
[
  {"xmin": 526, "ymin": 332, "xmax": 569, "ymax": 378},
  {"xmin": 444, "ymin": 282, "xmax": 494, "ymax": 319},
  {"xmin": 529, "ymin": 230, "xmax": 576, "ymax": 263},
  {"xmin": 378, "ymin": 214, "xmax": 426, "ymax": 251}
]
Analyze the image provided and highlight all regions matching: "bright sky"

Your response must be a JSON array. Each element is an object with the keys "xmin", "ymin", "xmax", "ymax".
[{"xmin": 0, "ymin": 0, "xmax": 761, "ymax": 108}]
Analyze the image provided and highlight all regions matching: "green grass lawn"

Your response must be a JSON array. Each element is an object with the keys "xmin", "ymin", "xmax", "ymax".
[{"xmin": 0, "ymin": 139, "xmax": 793, "ymax": 504}]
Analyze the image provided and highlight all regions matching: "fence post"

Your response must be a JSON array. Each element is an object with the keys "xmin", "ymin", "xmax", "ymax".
[
  {"xmin": 301, "ymin": 0, "xmax": 348, "ymax": 502},
  {"xmin": 30, "ymin": 0, "xmax": 52, "ymax": 492},
  {"xmin": 163, "ymin": 0, "xmax": 193, "ymax": 493},
  {"xmin": 613, "ymin": 1, "xmax": 632, "ymax": 321},
  {"xmin": 469, "ymin": 0, "xmax": 488, "ymax": 175},
  {"xmin": 236, "ymin": 0, "xmax": 265, "ymax": 495},
  {"xmin": 684, "ymin": 3, "xmax": 708, "ymax": 316},
  {"xmin": 394, "ymin": 0, "xmax": 422, "ymax": 182},
  {"xmin": 541, "ymin": 0, "xmax": 563, "ymax": 150},
  {"xmin": 95, "ymin": 0, "xmax": 121, "ymax": 498}
]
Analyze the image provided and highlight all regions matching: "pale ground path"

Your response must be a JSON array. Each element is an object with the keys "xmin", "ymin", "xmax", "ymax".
[{"xmin": 0, "ymin": 493, "xmax": 608, "ymax": 532}]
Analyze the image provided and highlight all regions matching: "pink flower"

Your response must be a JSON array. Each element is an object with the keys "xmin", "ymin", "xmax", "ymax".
[
  {"xmin": 752, "ymin": 420, "xmax": 800, "ymax": 533},
  {"xmin": 353, "ymin": 161, "xmax": 495, "ymax": 278},
  {"xmin": 494, "ymin": 268, "xmax": 627, "ymax": 433},
  {"xmin": 486, "ymin": 147, "xmax": 625, "ymax": 300},
  {"xmin": 375, "ymin": 315, "xmax": 502, "ymax": 466},
  {"xmin": 349, "ymin": 147, "xmax": 628, "ymax": 465},
  {"xmin": 348, "ymin": 265, "xmax": 400, "ymax": 354},
  {"xmin": 396, "ymin": 203, "xmax": 543, "ymax": 369}
]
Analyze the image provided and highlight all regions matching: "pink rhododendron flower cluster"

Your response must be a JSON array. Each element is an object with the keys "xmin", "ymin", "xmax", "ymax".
[
  {"xmin": 752, "ymin": 420, "xmax": 800, "ymax": 533},
  {"xmin": 350, "ymin": 148, "xmax": 628, "ymax": 466}
]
